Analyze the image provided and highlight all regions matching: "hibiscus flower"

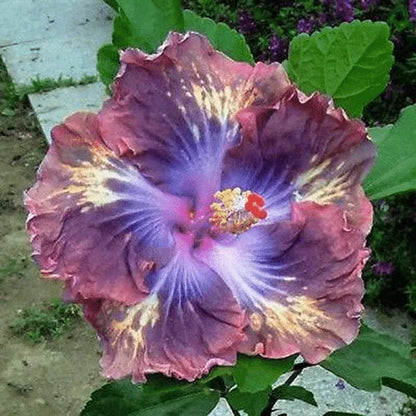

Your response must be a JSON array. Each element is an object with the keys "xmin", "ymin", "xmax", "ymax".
[{"xmin": 25, "ymin": 32, "xmax": 375, "ymax": 382}]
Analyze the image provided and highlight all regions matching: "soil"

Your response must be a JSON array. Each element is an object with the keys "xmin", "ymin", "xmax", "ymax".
[{"xmin": 0, "ymin": 69, "xmax": 104, "ymax": 415}]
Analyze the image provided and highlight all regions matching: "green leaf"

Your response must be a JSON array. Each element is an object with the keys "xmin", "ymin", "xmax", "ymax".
[
  {"xmin": 323, "ymin": 413, "xmax": 366, "ymax": 416},
  {"xmin": 81, "ymin": 379, "xmax": 220, "ymax": 416},
  {"xmin": 227, "ymin": 387, "xmax": 271, "ymax": 416},
  {"xmin": 382, "ymin": 377, "xmax": 416, "ymax": 398},
  {"xmin": 322, "ymin": 325, "xmax": 416, "ymax": 397},
  {"xmin": 115, "ymin": 0, "xmax": 184, "ymax": 52},
  {"xmin": 363, "ymin": 104, "xmax": 416, "ymax": 199},
  {"xmin": 273, "ymin": 385, "xmax": 317, "ymax": 407},
  {"xmin": 233, "ymin": 354, "xmax": 296, "ymax": 393},
  {"xmin": 198, "ymin": 365, "xmax": 234, "ymax": 384},
  {"xmin": 288, "ymin": 20, "xmax": 394, "ymax": 117},
  {"xmin": 183, "ymin": 10, "xmax": 254, "ymax": 64},
  {"xmin": 97, "ymin": 44, "xmax": 120, "ymax": 88}
]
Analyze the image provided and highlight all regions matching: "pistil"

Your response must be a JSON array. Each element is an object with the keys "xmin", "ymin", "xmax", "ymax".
[{"xmin": 209, "ymin": 187, "xmax": 268, "ymax": 234}]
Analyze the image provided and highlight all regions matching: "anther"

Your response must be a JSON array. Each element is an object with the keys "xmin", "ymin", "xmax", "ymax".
[{"xmin": 209, "ymin": 187, "xmax": 268, "ymax": 234}]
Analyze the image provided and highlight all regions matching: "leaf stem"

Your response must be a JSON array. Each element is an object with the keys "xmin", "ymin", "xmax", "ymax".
[
  {"xmin": 260, "ymin": 362, "xmax": 313, "ymax": 416},
  {"xmin": 229, "ymin": 404, "xmax": 242, "ymax": 416}
]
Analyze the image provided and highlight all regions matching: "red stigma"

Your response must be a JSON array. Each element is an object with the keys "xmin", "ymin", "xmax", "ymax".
[{"xmin": 245, "ymin": 193, "xmax": 267, "ymax": 220}]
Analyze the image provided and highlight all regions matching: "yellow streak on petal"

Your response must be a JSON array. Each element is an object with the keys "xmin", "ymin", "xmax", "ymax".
[
  {"xmin": 56, "ymin": 145, "xmax": 132, "ymax": 211},
  {"xmin": 110, "ymin": 294, "xmax": 160, "ymax": 358},
  {"xmin": 190, "ymin": 75, "xmax": 254, "ymax": 122},
  {"xmin": 263, "ymin": 296, "xmax": 329, "ymax": 338},
  {"xmin": 295, "ymin": 158, "xmax": 350, "ymax": 204}
]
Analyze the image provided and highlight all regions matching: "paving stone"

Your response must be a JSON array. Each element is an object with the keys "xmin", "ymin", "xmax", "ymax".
[
  {"xmin": 29, "ymin": 82, "xmax": 108, "ymax": 141},
  {"xmin": 0, "ymin": 0, "xmax": 114, "ymax": 85},
  {"xmin": 275, "ymin": 365, "xmax": 407, "ymax": 416},
  {"xmin": 0, "ymin": 0, "xmax": 114, "ymax": 48},
  {"xmin": 2, "ymin": 34, "xmax": 110, "ymax": 85}
]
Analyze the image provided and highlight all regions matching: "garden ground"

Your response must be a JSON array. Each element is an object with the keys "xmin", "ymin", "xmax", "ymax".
[{"xmin": 0, "ymin": 62, "xmax": 104, "ymax": 415}]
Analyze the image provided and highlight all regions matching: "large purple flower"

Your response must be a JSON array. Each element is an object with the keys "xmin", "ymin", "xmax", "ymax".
[{"xmin": 25, "ymin": 32, "xmax": 375, "ymax": 382}]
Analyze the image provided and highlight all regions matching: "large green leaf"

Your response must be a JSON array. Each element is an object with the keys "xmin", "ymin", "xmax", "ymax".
[
  {"xmin": 227, "ymin": 387, "xmax": 271, "ymax": 416},
  {"xmin": 272, "ymin": 385, "xmax": 317, "ymax": 407},
  {"xmin": 364, "ymin": 104, "xmax": 416, "ymax": 199},
  {"xmin": 81, "ymin": 379, "xmax": 220, "ymax": 416},
  {"xmin": 322, "ymin": 325, "xmax": 416, "ymax": 397},
  {"xmin": 115, "ymin": 0, "xmax": 184, "ymax": 52},
  {"xmin": 288, "ymin": 20, "xmax": 394, "ymax": 117},
  {"xmin": 183, "ymin": 10, "xmax": 254, "ymax": 64},
  {"xmin": 233, "ymin": 354, "xmax": 296, "ymax": 393}
]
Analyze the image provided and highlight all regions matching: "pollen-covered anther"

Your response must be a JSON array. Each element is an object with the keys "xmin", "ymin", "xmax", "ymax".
[{"xmin": 209, "ymin": 187, "xmax": 267, "ymax": 234}]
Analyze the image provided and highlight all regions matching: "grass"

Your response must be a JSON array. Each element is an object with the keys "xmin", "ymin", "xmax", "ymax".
[
  {"xmin": 1, "ymin": 74, "xmax": 97, "ymax": 116},
  {"xmin": 0, "ymin": 256, "xmax": 30, "ymax": 282},
  {"xmin": 10, "ymin": 299, "xmax": 82, "ymax": 343}
]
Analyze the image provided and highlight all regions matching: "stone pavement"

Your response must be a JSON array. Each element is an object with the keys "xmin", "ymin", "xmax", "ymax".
[{"xmin": 0, "ymin": 1, "xmax": 409, "ymax": 415}]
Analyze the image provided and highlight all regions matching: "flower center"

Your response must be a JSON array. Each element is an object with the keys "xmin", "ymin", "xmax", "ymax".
[{"xmin": 209, "ymin": 187, "xmax": 267, "ymax": 234}]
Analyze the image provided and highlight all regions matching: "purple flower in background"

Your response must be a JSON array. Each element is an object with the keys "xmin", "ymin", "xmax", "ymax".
[
  {"xmin": 237, "ymin": 10, "xmax": 257, "ymax": 35},
  {"xmin": 297, "ymin": 17, "xmax": 315, "ymax": 34},
  {"xmin": 372, "ymin": 261, "xmax": 395, "ymax": 276},
  {"xmin": 335, "ymin": 0, "xmax": 354, "ymax": 21},
  {"xmin": 409, "ymin": 0, "xmax": 416, "ymax": 22},
  {"xmin": 269, "ymin": 34, "xmax": 289, "ymax": 62},
  {"xmin": 25, "ymin": 33, "xmax": 375, "ymax": 382},
  {"xmin": 317, "ymin": 13, "xmax": 328, "ymax": 26},
  {"xmin": 360, "ymin": 0, "xmax": 379, "ymax": 11}
]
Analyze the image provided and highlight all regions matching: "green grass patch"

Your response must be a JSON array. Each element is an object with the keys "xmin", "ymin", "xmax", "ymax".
[
  {"xmin": 0, "ymin": 256, "xmax": 30, "ymax": 282},
  {"xmin": 1, "ymin": 74, "xmax": 97, "ymax": 116},
  {"xmin": 10, "ymin": 299, "xmax": 82, "ymax": 343}
]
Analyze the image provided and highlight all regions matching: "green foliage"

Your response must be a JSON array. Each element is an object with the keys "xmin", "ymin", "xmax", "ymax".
[
  {"xmin": 364, "ymin": 104, "xmax": 416, "ymax": 199},
  {"xmin": 97, "ymin": 0, "xmax": 254, "ymax": 87},
  {"xmin": 322, "ymin": 325, "xmax": 416, "ymax": 397},
  {"xmin": 81, "ymin": 379, "xmax": 220, "ymax": 416},
  {"xmin": 115, "ymin": 0, "xmax": 184, "ymax": 52},
  {"xmin": 97, "ymin": 45, "xmax": 120, "ymax": 89},
  {"xmin": 227, "ymin": 387, "xmax": 271, "ymax": 416},
  {"xmin": 363, "ymin": 192, "xmax": 416, "ymax": 314},
  {"xmin": 288, "ymin": 20, "xmax": 394, "ymax": 117},
  {"xmin": 10, "ymin": 299, "xmax": 81, "ymax": 343},
  {"xmin": 232, "ymin": 354, "xmax": 296, "ymax": 393},
  {"xmin": 183, "ymin": 10, "xmax": 254, "ymax": 63},
  {"xmin": 272, "ymin": 384, "xmax": 317, "ymax": 407}
]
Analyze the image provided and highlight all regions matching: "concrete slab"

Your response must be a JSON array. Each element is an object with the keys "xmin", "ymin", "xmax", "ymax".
[
  {"xmin": 29, "ymin": 82, "xmax": 108, "ymax": 141},
  {"xmin": 0, "ymin": 0, "xmax": 114, "ymax": 48},
  {"xmin": 276, "ymin": 366, "xmax": 406, "ymax": 416},
  {"xmin": 2, "ymin": 32, "xmax": 111, "ymax": 85}
]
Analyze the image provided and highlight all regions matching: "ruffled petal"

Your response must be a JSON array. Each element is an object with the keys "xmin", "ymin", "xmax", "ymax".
[
  {"xmin": 84, "ymin": 232, "xmax": 246, "ymax": 381},
  {"xmin": 98, "ymin": 32, "xmax": 291, "ymax": 211},
  {"xmin": 222, "ymin": 90, "xmax": 375, "ymax": 223},
  {"xmin": 25, "ymin": 113, "xmax": 188, "ymax": 303},
  {"xmin": 196, "ymin": 200, "xmax": 371, "ymax": 363}
]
